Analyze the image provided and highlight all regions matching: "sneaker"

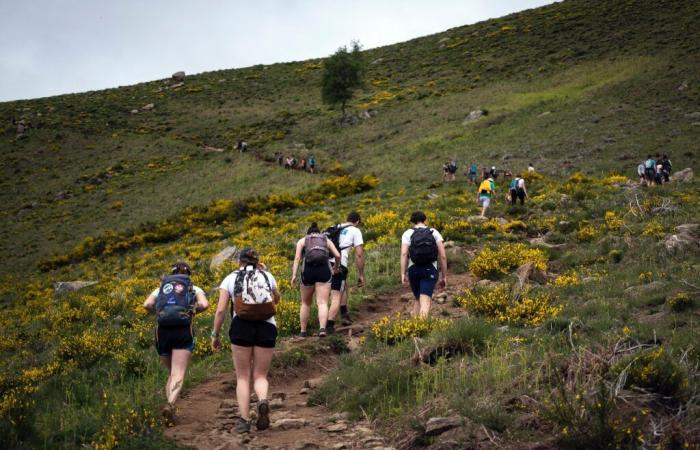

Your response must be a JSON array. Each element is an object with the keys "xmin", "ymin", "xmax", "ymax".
[
  {"xmin": 235, "ymin": 417, "xmax": 251, "ymax": 434},
  {"xmin": 161, "ymin": 404, "xmax": 176, "ymax": 425},
  {"xmin": 326, "ymin": 323, "xmax": 335, "ymax": 335},
  {"xmin": 341, "ymin": 313, "xmax": 352, "ymax": 326},
  {"xmin": 256, "ymin": 400, "xmax": 270, "ymax": 431},
  {"xmin": 299, "ymin": 330, "xmax": 308, "ymax": 338},
  {"xmin": 318, "ymin": 328, "xmax": 327, "ymax": 338}
]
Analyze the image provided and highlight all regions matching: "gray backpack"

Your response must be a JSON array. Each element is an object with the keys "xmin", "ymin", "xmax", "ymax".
[{"xmin": 304, "ymin": 233, "xmax": 330, "ymax": 265}]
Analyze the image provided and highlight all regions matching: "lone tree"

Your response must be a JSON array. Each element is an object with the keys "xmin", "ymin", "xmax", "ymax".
[{"xmin": 321, "ymin": 41, "xmax": 365, "ymax": 118}]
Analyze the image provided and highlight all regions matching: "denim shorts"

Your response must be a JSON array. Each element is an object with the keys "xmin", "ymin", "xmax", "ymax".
[{"xmin": 408, "ymin": 264, "xmax": 438, "ymax": 299}]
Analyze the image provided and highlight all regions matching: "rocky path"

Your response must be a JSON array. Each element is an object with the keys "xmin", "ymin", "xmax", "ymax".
[{"xmin": 166, "ymin": 270, "xmax": 476, "ymax": 450}]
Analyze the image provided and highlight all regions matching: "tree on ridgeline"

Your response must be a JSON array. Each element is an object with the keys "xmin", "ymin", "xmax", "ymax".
[{"xmin": 321, "ymin": 41, "xmax": 366, "ymax": 119}]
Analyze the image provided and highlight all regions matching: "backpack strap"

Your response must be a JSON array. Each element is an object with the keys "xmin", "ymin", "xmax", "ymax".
[{"xmin": 231, "ymin": 268, "xmax": 246, "ymax": 318}]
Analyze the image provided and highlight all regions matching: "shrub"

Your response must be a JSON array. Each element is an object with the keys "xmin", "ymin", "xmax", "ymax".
[
  {"xmin": 575, "ymin": 224, "xmax": 600, "ymax": 242},
  {"xmin": 553, "ymin": 270, "xmax": 580, "ymax": 287},
  {"xmin": 604, "ymin": 211, "xmax": 624, "ymax": 230},
  {"xmin": 666, "ymin": 292, "xmax": 693, "ymax": 312},
  {"xmin": 612, "ymin": 347, "xmax": 687, "ymax": 397},
  {"xmin": 469, "ymin": 243, "xmax": 547, "ymax": 278},
  {"xmin": 456, "ymin": 284, "xmax": 562, "ymax": 326},
  {"xmin": 370, "ymin": 313, "xmax": 450, "ymax": 345},
  {"xmin": 642, "ymin": 221, "xmax": 665, "ymax": 238}
]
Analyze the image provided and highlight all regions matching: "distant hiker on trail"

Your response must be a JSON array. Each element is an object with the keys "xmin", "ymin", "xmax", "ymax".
[
  {"xmin": 637, "ymin": 161, "xmax": 646, "ymax": 185},
  {"xmin": 644, "ymin": 154, "xmax": 657, "ymax": 185},
  {"xmin": 236, "ymin": 140, "xmax": 248, "ymax": 153},
  {"xmin": 442, "ymin": 162, "xmax": 451, "ymax": 181},
  {"xmin": 509, "ymin": 176, "xmax": 528, "ymax": 205},
  {"xmin": 284, "ymin": 156, "xmax": 293, "ymax": 170},
  {"xmin": 400, "ymin": 211, "xmax": 448, "ymax": 318},
  {"xmin": 300, "ymin": 158, "xmax": 307, "ymax": 171},
  {"xmin": 489, "ymin": 166, "xmax": 498, "ymax": 179},
  {"xmin": 660, "ymin": 154, "xmax": 672, "ymax": 182},
  {"xmin": 327, "ymin": 211, "xmax": 365, "ymax": 332},
  {"xmin": 478, "ymin": 176, "xmax": 495, "ymax": 217},
  {"xmin": 143, "ymin": 261, "xmax": 209, "ymax": 424},
  {"xmin": 308, "ymin": 155, "xmax": 316, "ymax": 173},
  {"xmin": 528, "ymin": 163, "xmax": 535, "ymax": 173},
  {"xmin": 211, "ymin": 247, "xmax": 280, "ymax": 434},
  {"xmin": 445, "ymin": 159, "xmax": 457, "ymax": 181},
  {"xmin": 291, "ymin": 222, "xmax": 341, "ymax": 338},
  {"xmin": 466, "ymin": 161, "xmax": 478, "ymax": 185},
  {"xmin": 276, "ymin": 153, "xmax": 283, "ymax": 166}
]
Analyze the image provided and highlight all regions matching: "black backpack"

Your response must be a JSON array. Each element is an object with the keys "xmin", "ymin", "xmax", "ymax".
[
  {"xmin": 155, "ymin": 274, "xmax": 196, "ymax": 327},
  {"xmin": 409, "ymin": 228, "xmax": 438, "ymax": 265},
  {"xmin": 324, "ymin": 224, "xmax": 350, "ymax": 252}
]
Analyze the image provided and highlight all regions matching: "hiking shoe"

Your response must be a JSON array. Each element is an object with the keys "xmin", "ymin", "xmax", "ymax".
[
  {"xmin": 299, "ymin": 330, "xmax": 308, "ymax": 338},
  {"xmin": 326, "ymin": 323, "xmax": 335, "ymax": 335},
  {"xmin": 161, "ymin": 404, "xmax": 176, "ymax": 425},
  {"xmin": 256, "ymin": 400, "xmax": 270, "ymax": 431},
  {"xmin": 341, "ymin": 313, "xmax": 353, "ymax": 326},
  {"xmin": 235, "ymin": 418, "xmax": 251, "ymax": 434},
  {"xmin": 318, "ymin": 328, "xmax": 327, "ymax": 338}
]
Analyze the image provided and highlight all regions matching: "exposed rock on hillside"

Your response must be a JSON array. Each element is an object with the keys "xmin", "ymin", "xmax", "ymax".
[
  {"xmin": 172, "ymin": 71, "xmax": 186, "ymax": 82},
  {"xmin": 462, "ymin": 110, "xmax": 486, "ymax": 125},
  {"xmin": 663, "ymin": 223, "xmax": 700, "ymax": 254},
  {"xmin": 670, "ymin": 168, "xmax": 693, "ymax": 183},
  {"xmin": 54, "ymin": 280, "xmax": 97, "ymax": 295},
  {"xmin": 210, "ymin": 246, "xmax": 239, "ymax": 270}
]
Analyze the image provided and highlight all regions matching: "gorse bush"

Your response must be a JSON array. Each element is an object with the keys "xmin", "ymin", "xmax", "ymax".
[
  {"xmin": 457, "ymin": 284, "xmax": 562, "ymax": 326},
  {"xmin": 667, "ymin": 292, "xmax": 693, "ymax": 312},
  {"xmin": 371, "ymin": 313, "xmax": 451, "ymax": 345},
  {"xmin": 469, "ymin": 242, "xmax": 547, "ymax": 278},
  {"xmin": 612, "ymin": 347, "xmax": 687, "ymax": 398}
]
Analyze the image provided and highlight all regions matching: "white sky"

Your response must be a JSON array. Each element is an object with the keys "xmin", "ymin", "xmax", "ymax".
[{"xmin": 0, "ymin": 0, "xmax": 555, "ymax": 102}]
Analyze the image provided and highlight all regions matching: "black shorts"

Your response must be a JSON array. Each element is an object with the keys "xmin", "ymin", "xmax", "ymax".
[
  {"xmin": 301, "ymin": 263, "xmax": 332, "ymax": 287},
  {"xmin": 331, "ymin": 265, "xmax": 349, "ymax": 292},
  {"xmin": 155, "ymin": 325, "xmax": 194, "ymax": 356},
  {"xmin": 229, "ymin": 316, "xmax": 277, "ymax": 348}
]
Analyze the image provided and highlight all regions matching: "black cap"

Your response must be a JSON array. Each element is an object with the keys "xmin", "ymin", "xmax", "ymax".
[{"xmin": 239, "ymin": 247, "xmax": 259, "ymax": 265}]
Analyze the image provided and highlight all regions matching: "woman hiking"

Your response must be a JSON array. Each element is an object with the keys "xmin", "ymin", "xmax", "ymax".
[
  {"xmin": 143, "ymin": 261, "xmax": 209, "ymax": 423},
  {"xmin": 211, "ymin": 247, "xmax": 281, "ymax": 433},
  {"xmin": 291, "ymin": 222, "xmax": 341, "ymax": 337}
]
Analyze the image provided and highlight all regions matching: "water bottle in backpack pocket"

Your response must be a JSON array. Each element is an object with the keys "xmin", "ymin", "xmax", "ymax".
[{"xmin": 156, "ymin": 275, "xmax": 196, "ymax": 327}]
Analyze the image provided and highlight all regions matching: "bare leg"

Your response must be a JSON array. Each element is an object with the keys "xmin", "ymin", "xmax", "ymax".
[
  {"xmin": 315, "ymin": 282, "xmax": 331, "ymax": 329},
  {"xmin": 299, "ymin": 285, "xmax": 314, "ymax": 332},
  {"xmin": 252, "ymin": 346, "xmax": 274, "ymax": 401},
  {"xmin": 419, "ymin": 294, "xmax": 432, "ymax": 318},
  {"xmin": 160, "ymin": 355, "xmax": 172, "ymax": 400},
  {"xmin": 329, "ymin": 289, "xmax": 341, "ymax": 321},
  {"xmin": 166, "ymin": 350, "xmax": 192, "ymax": 405},
  {"xmin": 412, "ymin": 299, "xmax": 420, "ymax": 317},
  {"xmin": 232, "ymin": 344, "xmax": 254, "ymax": 420}
]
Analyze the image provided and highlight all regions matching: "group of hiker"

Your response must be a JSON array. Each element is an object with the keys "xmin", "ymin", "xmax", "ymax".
[
  {"xmin": 144, "ymin": 209, "xmax": 450, "ymax": 431},
  {"xmin": 637, "ymin": 153, "xmax": 672, "ymax": 185},
  {"xmin": 278, "ymin": 153, "xmax": 317, "ymax": 173}
]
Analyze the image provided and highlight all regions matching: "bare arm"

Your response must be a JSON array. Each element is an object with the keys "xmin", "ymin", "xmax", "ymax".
[
  {"xmin": 211, "ymin": 289, "xmax": 230, "ymax": 351},
  {"xmin": 400, "ymin": 243, "xmax": 409, "ymax": 285},
  {"xmin": 291, "ymin": 238, "xmax": 304, "ymax": 284},
  {"xmin": 143, "ymin": 293, "xmax": 157, "ymax": 312},
  {"xmin": 437, "ymin": 240, "xmax": 448, "ymax": 288},
  {"xmin": 355, "ymin": 245, "xmax": 365, "ymax": 286},
  {"xmin": 194, "ymin": 290, "xmax": 209, "ymax": 313},
  {"xmin": 327, "ymin": 240, "xmax": 341, "ymax": 269},
  {"xmin": 271, "ymin": 288, "xmax": 280, "ymax": 305}
]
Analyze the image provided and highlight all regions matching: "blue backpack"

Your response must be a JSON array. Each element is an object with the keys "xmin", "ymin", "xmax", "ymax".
[{"xmin": 155, "ymin": 275, "xmax": 196, "ymax": 327}]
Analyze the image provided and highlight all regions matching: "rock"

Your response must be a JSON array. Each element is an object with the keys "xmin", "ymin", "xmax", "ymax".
[
  {"xmin": 219, "ymin": 399, "xmax": 236, "ymax": 409},
  {"xmin": 662, "ymin": 223, "xmax": 700, "ymax": 254},
  {"xmin": 326, "ymin": 423, "xmax": 348, "ymax": 432},
  {"xmin": 359, "ymin": 109, "xmax": 377, "ymax": 119},
  {"xmin": 304, "ymin": 377, "xmax": 324, "ymax": 389},
  {"xmin": 294, "ymin": 441, "xmax": 319, "ymax": 449},
  {"xmin": 54, "ymin": 191, "xmax": 71, "ymax": 200},
  {"xmin": 271, "ymin": 392, "xmax": 286, "ymax": 401},
  {"xmin": 513, "ymin": 262, "xmax": 535, "ymax": 295},
  {"xmin": 299, "ymin": 387, "xmax": 311, "ymax": 395},
  {"xmin": 54, "ymin": 281, "xmax": 98, "ymax": 296},
  {"xmin": 172, "ymin": 71, "xmax": 186, "ymax": 82},
  {"xmin": 686, "ymin": 111, "xmax": 700, "ymax": 118},
  {"xmin": 210, "ymin": 246, "xmax": 239, "ymax": 270},
  {"xmin": 624, "ymin": 281, "xmax": 666, "ymax": 297},
  {"xmin": 528, "ymin": 236, "xmax": 566, "ymax": 249},
  {"xmin": 370, "ymin": 58, "xmax": 383, "ymax": 65},
  {"xmin": 400, "ymin": 293, "xmax": 414, "ymax": 302},
  {"xmin": 130, "ymin": 109, "xmax": 139, "ymax": 114},
  {"xmin": 670, "ymin": 168, "xmax": 693, "ymax": 183},
  {"xmin": 170, "ymin": 82, "xmax": 185, "ymax": 89},
  {"xmin": 476, "ymin": 279, "xmax": 498, "ymax": 289},
  {"xmin": 443, "ymin": 240, "xmax": 456, "ymax": 249},
  {"xmin": 330, "ymin": 412, "xmax": 352, "ymax": 421},
  {"xmin": 434, "ymin": 292, "xmax": 448, "ymax": 304},
  {"xmin": 538, "ymin": 111, "xmax": 552, "ymax": 117},
  {"xmin": 531, "ymin": 268, "xmax": 556, "ymax": 285},
  {"xmin": 269, "ymin": 397, "xmax": 284, "ymax": 409},
  {"xmin": 141, "ymin": 103, "xmax": 155, "ymax": 111},
  {"xmin": 495, "ymin": 217, "xmax": 508, "ymax": 225},
  {"xmin": 438, "ymin": 37, "xmax": 450, "ymax": 43},
  {"xmin": 678, "ymin": 80, "xmax": 689, "ymax": 91},
  {"xmin": 467, "ymin": 215, "xmax": 487, "ymax": 223},
  {"xmin": 462, "ymin": 110, "xmax": 485, "ymax": 125},
  {"xmin": 204, "ymin": 146, "xmax": 225, "ymax": 153},
  {"xmin": 425, "ymin": 416, "xmax": 463, "ymax": 436},
  {"xmin": 274, "ymin": 418, "xmax": 308, "ymax": 430},
  {"xmin": 340, "ymin": 114, "xmax": 359, "ymax": 126}
]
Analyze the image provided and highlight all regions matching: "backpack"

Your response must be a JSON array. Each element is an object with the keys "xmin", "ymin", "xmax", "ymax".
[
  {"xmin": 662, "ymin": 159, "xmax": 671, "ymax": 172},
  {"xmin": 479, "ymin": 179, "xmax": 492, "ymax": 195},
  {"xmin": 469, "ymin": 164, "xmax": 478, "ymax": 174},
  {"xmin": 448, "ymin": 162, "xmax": 457, "ymax": 172},
  {"xmin": 324, "ymin": 224, "xmax": 350, "ymax": 252},
  {"xmin": 509, "ymin": 179, "xmax": 518, "ymax": 190},
  {"xmin": 309, "ymin": 157, "xmax": 315, "ymax": 166},
  {"xmin": 155, "ymin": 275, "xmax": 196, "ymax": 327},
  {"xmin": 304, "ymin": 233, "xmax": 330, "ymax": 265},
  {"xmin": 231, "ymin": 268, "xmax": 275, "ymax": 321},
  {"xmin": 409, "ymin": 228, "xmax": 438, "ymax": 265},
  {"xmin": 645, "ymin": 159, "xmax": 655, "ymax": 169}
]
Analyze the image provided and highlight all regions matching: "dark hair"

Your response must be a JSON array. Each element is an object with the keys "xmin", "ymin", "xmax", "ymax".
[
  {"xmin": 663, "ymin": 154, "xmax": 668, "ymax": 159},
  {"xmin": 410, "ymin": 211, "xmax": 426, "ymax": 224},
  {"xmin": 171, "ymin": 261, "xmax": 192, "ymax": 275},
  {"xmin": 238, "ymin": 247, "xmax": 259, "ymax": 265},
  {"xmin": 347, "ymin": 211, "xmax": 361, "ymax": 224},
  {"xmin": 307, "ymin": 222, "xmax": 320, "ymax": 234},
  {"xmin": 647, "ymin": 154, "xmax": 652, "ymax": 158}
]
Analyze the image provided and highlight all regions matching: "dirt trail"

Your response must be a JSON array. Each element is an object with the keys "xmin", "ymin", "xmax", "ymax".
[{"xmin": 166, "ymin": 271, "xmax": 475, "ymax": 450}]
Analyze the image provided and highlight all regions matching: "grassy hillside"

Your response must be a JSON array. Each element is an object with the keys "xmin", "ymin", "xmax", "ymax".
[{"xmin": 1, "ymin": 0, "xmax": 699, "ymax": 448}]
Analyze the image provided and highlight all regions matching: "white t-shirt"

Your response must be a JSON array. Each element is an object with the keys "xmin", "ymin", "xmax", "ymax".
[
  {"xmin": 401, "ymin": 225, "xmax": 443, "ymax": 269},
  {"xmin": 337, "ymin": 224, "xmax": 364, "ymax": 267},
  {"xmin": 150, "ymin": 285, "xmax": 204, "ymax": 298},
  {"xmin": 219, "ymin": 268, "xmax": 278, "ymax": 326}
]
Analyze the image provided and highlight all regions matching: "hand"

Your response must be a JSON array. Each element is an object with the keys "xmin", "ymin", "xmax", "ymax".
[
  {"xmin": 291, "ymin": 275, "xmax": 298, "ymax": 286},
  {"xmin": 332, "ymin": 265, "xmax": 341, "ymax": 275},
  {"xmin": 357, "ymin": 275, "xmax": 365, "ymax": 288},
  {"xmin": 401, "ymin": 273, "xmax": 408, "ymax": 286},
  {"xmin": 439, "ymin": 276, "xmax": 447, "ymax": 289},
  {"xmin": 211, "ymin": 336, "xmax": 222, "ymax": 352}
]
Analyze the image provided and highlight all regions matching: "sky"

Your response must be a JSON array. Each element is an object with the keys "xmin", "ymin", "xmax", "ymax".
[{"xmin": 0, "ymin": 0, "xmax": 555, "ymax": 102}]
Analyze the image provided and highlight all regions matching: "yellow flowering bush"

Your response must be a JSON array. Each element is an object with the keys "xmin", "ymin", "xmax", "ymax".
[
  {"xmin": 604, "ymin": 211, "xmax": 624, "ymax": 230},
  {"xmin": 371, "ymin": 313, "xmax": 450, "ymax": 344},
  {"xmin": 613, "ymin": 347, "xmax": 687, "ymax": 397},
  {"xmin": 575, "ymin": 224, "xmax": 600, "ymax": 242},
  {"xmin": 638, "ymin": 271, "xmax": 653, "ymax": 283},
  {"xmin": 553, "ymin": 270, "xmax": 581, "ymax": 287},
  {"xmin": 603, "ymin": 174, "xmax": 629, "ymax": 185},
  {"xmin": 642, "ymin": 221, "xmax": 665, "ymax": 238},
  {"xmin": 456, "ymin": 284, "xmax": 562, "ymax": 326},
  {"xmin": 245, "ymin": 212, "xmax": 277, "ymax": 228},
  {"xmin": 667, "ymin": 292, "xmax": 693, "ymax": 312},
  {"xmin": 469, "ymin": 243, "xmax": 548, "ymax": 278}
]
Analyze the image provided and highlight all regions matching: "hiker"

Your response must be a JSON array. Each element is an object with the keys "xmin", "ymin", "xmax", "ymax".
[
  {"xmin": 400, "ymin": 211, "xmax": 448, "ymax": 318},
  {"xmin": 528, "ymin": 163, "xmax": 535, "ymax": 173},
  {"xmin": 291, "ymin": 222, "xmax": 341, "ymax": 337},
  {"xmin": 211, "ymin": 247, "xmax": 280, "ymax": 433},
  {"xmin": 477, "ymin": 176, "xmax": 495, "ymax": 217},
  {"xmin": 644, "ymin": 154, "xmax": 656, "ymax": 185},
  {"xmin": 308, "ymin": 155, "xmax": 316, "ymax": 173},
  {"xmin": 489, "ymin": 166, "xmax": 498, "ymax": 179},
  {"xmin": 327, "ymin": 211, "xmax": 365, "ymax": 332},
  {"xmin": 509, "ymin": 176, "xmax": 528, "ymax": 205},
  {"xmin": 442, "ymin": 162, "xmax": 451, "ymax": 181},
  {"xmin": 239, "ymin": 141, "xmax": 248, "ymax": 153},
  {"xmin": 447, "ymin": 160, "xmax": 457, "ymax": 181},
  {"xmin": 637, "ymin": 161, "xmax": 646, "ymax": 185},
  {"xmin": 466, "ymin": 161, "xmax": 478, "ymax": 185},
  {"xmin": 143, "ymin": 261, "xmax": 209, "ymax": 423},
  {"xmin": 661, "ymin": 154, "xmax": 672, "ymax": 182},
  {"xmin": 284, "ymin": 156, "xmax": 293, "ymax": 170},
  {"xmin": 300, "ymin": 158, "xmax": 307, "ymax": 171},
  {"xmin": 276, "ymin": 153, "xmax": 284, "ymax": 166}
]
